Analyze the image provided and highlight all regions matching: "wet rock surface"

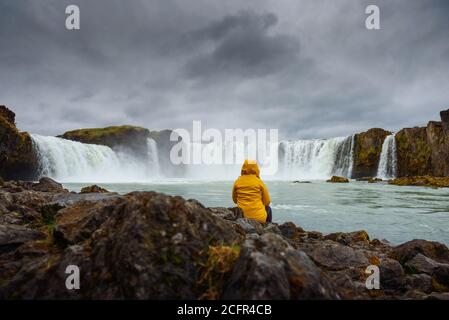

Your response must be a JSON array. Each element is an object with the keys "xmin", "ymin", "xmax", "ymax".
[
  {"xmin": 388, "ymin": 176, "xmax": 449, "ymax": 188},
  {"xmin": 326, "ymin": 176, "xmax": 349, "ymax": 183},
  {"xmin": 80, "ymin": 185, "xmax": 110, "ymax": 194},
  {"xmin": 352, "ymin": 128, "xmax": 391, "ymax": 179},
  {"xmin": 1, "ymin": 179, "xmax": 449, "ymax": 299}
]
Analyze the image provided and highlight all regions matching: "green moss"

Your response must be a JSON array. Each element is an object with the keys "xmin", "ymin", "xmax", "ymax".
[
  {"xmin": 0, "ymin": 115, "xmax": 19, "ymax": 134},
  {"xmin": 63, "ymin": 125, "xmax": 147, "ymax": 140},
  {"xmin": 396, "ymin": 129, "xmax": 432, "ymax": 175},
  {"xmin": 198, "ymin": 244, "xmax": 241, "ymax": 300},
  {"xmin": 432, "ymin": 278, "xmax": 448, "ymax": 292}
]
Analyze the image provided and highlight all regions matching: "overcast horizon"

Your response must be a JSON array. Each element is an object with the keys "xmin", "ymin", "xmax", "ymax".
[{"xmin": 1, "ymin": 0, "xmax": 448, "ymax": 139}]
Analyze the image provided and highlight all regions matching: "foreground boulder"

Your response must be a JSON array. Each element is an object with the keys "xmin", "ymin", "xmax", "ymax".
[
  {"xmin": 1, "ymin": 180, "xmax": 449, "ymax": 300},
  {"xmin": 32, "ymin": 177, "xmax": 67, "ymax": 193},
  {"xmin": 222, "ymin": 233, "xmax": 339, "ymax": 299}
]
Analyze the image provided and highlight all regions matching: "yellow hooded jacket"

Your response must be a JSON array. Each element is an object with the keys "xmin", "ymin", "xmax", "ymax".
[{"xmin": 232, "ymin": 160, "xmax": 271, "ymax": 223}]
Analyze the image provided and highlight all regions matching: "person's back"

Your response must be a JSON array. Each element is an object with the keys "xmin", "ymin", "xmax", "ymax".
[{"xmin": 232, "ymin": 160, "xmax": 272, "ymax": 223}]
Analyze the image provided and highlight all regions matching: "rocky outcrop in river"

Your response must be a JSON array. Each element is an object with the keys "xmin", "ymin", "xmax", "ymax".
[{"xmin": 1, "ymin": 178, "xmax": 448, "ymax": 300}]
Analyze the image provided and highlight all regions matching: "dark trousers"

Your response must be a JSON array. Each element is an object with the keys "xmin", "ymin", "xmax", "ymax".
[{"xmin": 265, "ymin": 206, "xmax": 272, "ymax": 223}]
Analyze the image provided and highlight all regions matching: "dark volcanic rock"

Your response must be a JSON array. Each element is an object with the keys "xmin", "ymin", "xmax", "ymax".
[
  {"xmin": 389, "ymin": 176, "xmax": 449, "ymax": 188},
  {"xmin": 379, "ymin": 258, "xmax": 405, "ymax": 290},
  {"xmin": 32, "ymin": 177, "xmax": 67, "ymax": 193},
  {"xmin": 326, "ymin": 176, "xmax": 349, "ymax": 183},
  {"xmin": 324, "ymin": 230, "xmax": 370, "ymax": 246},
  {"xmin": 1, "ymin": 191, "xmax": 242, "ymax": 299},
  {"xmin": 235, "ymin": 218, "xmax": 264, "ymax": 235},
  {"xmin": 0, "ymin": 224, "xmax": 45, "ymax": 249},
  {"xmin": 278, "ymin": 222, "xmax": 305, "ymax": 240},
  {"xmin": 1, "ymin": 179, "xmax": 449, "ymax": 300},
  {"xmin": 391, "ymin": 239, "xmax": 449, "ymax": 265},
  {"xmin": 80, "ymin": 185, "xmax": 110, "ymax": 194},
  {"xmin": 352, "ymin": 128, "xmax": 391, "ymax": 178},
  {"xmin": 222, "ymin": 233, "xmax": 339, "ymax": 299},
  {"xmin": 0, "ymin": 105, "xmax": 38, "ymax": 180},
  {"xmin": 405, "ymin": 253, "xmax": 441, "ymax": 275},
  {"xmin": 298, "ymin": 240, "xmax": 369, "ymax": 271},
  {"xmin": 396, "ymin": 110, "xmax": 449, "ymax": 177},
  {"xmin": 209, "ymin": 207, "xmax": 243, "ymax": 221},
  {"xmin": 405, "ymin": 274, "xmax": 433, "ymax": 294}
]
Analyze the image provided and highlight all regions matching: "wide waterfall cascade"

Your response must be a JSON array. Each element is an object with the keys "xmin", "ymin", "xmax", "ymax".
[
  {"xmin": 280, "ymin": 136, "xmax": 355, "ymax": 180},
  {"xmin": 377, "ymin": 134, "xmax": 398, "ymax": 179},
  {"xmin": 182, "ymin": 140, "xmax": 279, "ymax": 179},
  {"xmin": 31, "ymin": 134, "xmax": 160, "ymax": 182},
  {"xmin": 31, "ymin": 133, "xmax": 358, "ymax": 182}
]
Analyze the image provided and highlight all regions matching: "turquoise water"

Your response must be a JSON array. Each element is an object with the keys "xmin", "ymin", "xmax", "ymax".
[{"xmin": 63, "ymin": 180, "xmax": 449, "ymax": 245}]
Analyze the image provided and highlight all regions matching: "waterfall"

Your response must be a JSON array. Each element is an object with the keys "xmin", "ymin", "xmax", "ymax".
[
  {"xmin": 377, "ymin": 134, "xmax": 397, "ymax": 179},
  {"xmin": 31, "ymin": 132, "xmax": 357, "ymax": 182},
  {"xmin": 146, "ymin": 138, "xmax": 160, "ymax": 177},
  {"xmin": 279, "ymin": 136, "xmax": 354, "ymax": 180},
  {"xmin": 31, "ymin": 134, "xmax": 160, "ymax": 182},
  {"xmin": 332, "ymin": 135, "xmax": 355, "ymax": 178}
]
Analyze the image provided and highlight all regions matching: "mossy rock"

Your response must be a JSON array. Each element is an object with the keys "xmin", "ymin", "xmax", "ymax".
[
  {"xmin": 352, "ymin": 128, "xmax": 391, "ymax": 178},
  {"xmin": 326, "ymin": 176, "xmax": 349, "ymax": 183},
  {"xmin": 396, "ymin": 128, "xmax": 432, "ymax": 177},
  {"xmin": 0, "ymin": 106, "xmax": 39, "ymax": 180},
  {"xmin": 389, "ymin": 176, "xmax": 449, "ymax": 188},
  {"xmin": 60, "ymin": 125, "xmax": 150, "ymax": 149}
]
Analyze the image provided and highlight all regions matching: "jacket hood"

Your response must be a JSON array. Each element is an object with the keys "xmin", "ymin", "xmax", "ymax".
[{"xmin": 241, "ymin": 160, "xmax": 260, "ymax": 177}]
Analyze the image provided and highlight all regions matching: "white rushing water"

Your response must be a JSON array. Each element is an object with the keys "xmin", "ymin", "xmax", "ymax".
[
  {"xmin": 31, "ymin": 133, "xmax": 359, "ymax": 181},
  {"xmin": 279, "ymin": 136, "xmax": 355, "ymax": 180},
  {"xmin": 31, "ymin": 134, "xmax": 160, "ymax": 182},
  {"xmin": 377, "ymin": 134, "xmax": 398, "ymax": 179}
]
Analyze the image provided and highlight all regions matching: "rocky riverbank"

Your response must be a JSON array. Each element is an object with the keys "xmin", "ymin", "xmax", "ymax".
[{"xmin": 1, "ymin": 177, "xmax": 448, "ymax": 300}]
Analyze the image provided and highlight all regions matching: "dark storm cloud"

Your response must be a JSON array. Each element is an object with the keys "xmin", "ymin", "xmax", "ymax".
[
  {"xmin": 0, "ymin": 0, "xmax": 448, "ymax": 139},
  {"xmin": 184, "ymin": 11, "xmax": 300, "ymax": 79}
]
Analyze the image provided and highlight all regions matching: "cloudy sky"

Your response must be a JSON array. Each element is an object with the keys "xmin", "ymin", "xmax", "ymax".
[{"xmin": 0, "ymin": 0, "xmax": 448, "ymax": 139}]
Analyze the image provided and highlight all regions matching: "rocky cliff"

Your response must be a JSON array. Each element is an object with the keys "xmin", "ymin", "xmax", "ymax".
[
  {"xmin": 0, "ymin": 106, "xmax": 38, "ymax": 180},
  {"xmin": 59, "ymin": 125, "xmax": 151, "ymax": 157},
  {"xmin": 396, "ymin": 109, "xmax": 449, "ymax": 177},
  {"xmin": 351, "ymin": 128, "xmax": 391, "ymax": 178},
  {"xmin": 1, "ymin": 178, "xmax": 448, "ymax": 300}
]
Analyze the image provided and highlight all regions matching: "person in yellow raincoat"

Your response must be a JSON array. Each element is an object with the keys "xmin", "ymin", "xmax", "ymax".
[{"xmin": 232, "ymin": 160, "xmax": 272, "ymax": 223}]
